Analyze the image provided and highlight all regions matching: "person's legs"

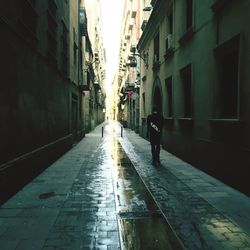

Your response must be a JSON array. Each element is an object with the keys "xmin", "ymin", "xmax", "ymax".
[
  {"xmin": 155, "ymin": 143, "xmax": 160, "ymax": 164},
  {"xmin": 150, "ymin": 142, "xmax": 156, "ymax": 164}
]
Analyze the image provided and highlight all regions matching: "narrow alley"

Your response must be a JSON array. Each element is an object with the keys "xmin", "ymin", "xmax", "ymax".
[
  {"xmin": 0, "ymin": 122, "xmax": 249, "ymax": 250},
  {"xmin": 1, "ymin": 1, "xmax": 250, "ymax": 249}
]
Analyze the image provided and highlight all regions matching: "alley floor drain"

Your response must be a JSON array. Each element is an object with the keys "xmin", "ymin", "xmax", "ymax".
[{"xmin": 118, "ymin": 210, "xmax": 162, "ymax": 219}]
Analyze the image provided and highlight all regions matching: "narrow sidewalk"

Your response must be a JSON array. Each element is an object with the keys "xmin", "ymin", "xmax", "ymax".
[
  {"xmin": 118, "ymin": 124, "xmax": 250, "ymax": 249},
  {"xmin": 0, "ymin": 123, "xmax": 120, "ymax": 250}
]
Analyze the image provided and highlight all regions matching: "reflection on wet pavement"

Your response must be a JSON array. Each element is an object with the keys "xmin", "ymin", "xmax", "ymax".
[
  {"xmin": 108, "ymin": 132, "xmax": 183, "ymax": 250},
  {"xmin": 1, "ymin": 121, "xmax": 249, "ymax": 249}
]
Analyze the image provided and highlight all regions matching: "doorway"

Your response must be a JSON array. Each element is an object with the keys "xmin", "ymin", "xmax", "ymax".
[{"xmin": 153, "ymin": 85, "xmax": 162, "ymax": 115}]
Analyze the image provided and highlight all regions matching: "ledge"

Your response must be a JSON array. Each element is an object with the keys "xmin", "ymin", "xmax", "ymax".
[
  {"xmin": 178, "ymin": 117, "xmax": 193, "ymax": 121},
  {"xmin": 0, "ymin": 134, "xmax": 72, "ymax": 172},
  {"xmin": 178, "ymin": 118, "xmax": 194, "ymax": 125},
  {"xmin": 179, "ymin": 27, "xmax": 194, "ymax": 46},
  {"xmin": 164, "ymin": 117, "xmax": 174, "ymax": 130},
  {"xmin": 209, "ymin": 118, "xmax": 243, "ymax": 127},
  {"xmin": 165, "ymin": 117, "xmax": 174, "ymax": 121},
  {"xmin": 164, "ymin": 117, "xmax": 174, "ymax": 123},
  {"xmin": 164, "ymin": 117, "xmax": 174, "ymax": 124}
]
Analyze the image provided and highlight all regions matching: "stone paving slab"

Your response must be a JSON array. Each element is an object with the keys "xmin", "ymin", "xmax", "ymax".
[{"xmin": 119, "ymin": 126, "xmax": 250, "ymax": 250}]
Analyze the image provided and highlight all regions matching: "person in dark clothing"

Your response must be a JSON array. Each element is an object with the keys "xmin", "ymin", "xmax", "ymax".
[{"xmin": 147, "ymin": 106, "xmax": 164, "ymax": 166}]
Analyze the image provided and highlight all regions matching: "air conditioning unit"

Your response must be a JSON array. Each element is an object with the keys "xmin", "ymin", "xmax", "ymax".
[{"xmin": 166, "ymin": 34, "xmax": 173, "ymax": 50}]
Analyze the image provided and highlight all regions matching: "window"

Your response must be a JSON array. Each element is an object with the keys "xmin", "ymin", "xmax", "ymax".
[
  {"xmin": 61, "ymin": 21, "xmax": 68, "ymax": 76},
  {"xmin": 165, "ymin": 5, "xmax": 174, "ymax": 55},
  {"xmin": 214, "ymin": 35, "xmax": 240, "ymax": 118},
  {"xmin": 47, "ymin": 0, "xmax": 57, "ymax": 64},
  {"xmin": 73, "ymin": 28, "xmax": 77, "ymax": 65},
  {"xmin": 142, "ymin": 92, "xmax": 146, "ymax": 117},
  {"xmin": 154, "ymin": 32, "xmax": 159, "ymax": 62},
  {"xmin": 178, "ymin": 0, "xmax": 194, "ymax": 45},
  {"xmin": 20, "ymin": 0, "xmax": 38, "ymax": 44},
  {"xmin": 180, "ymin": 65, "xmax": 192, "ymax": 118},
  {"xmin": 186, "ymin": 0, "xmax": 193, "ymax": 30},
  {"xmin": 74, "ymin": 44, "xmax": 77, "ymax": 65},
  {"xmin": 153, "ymin": 32, "xmax": 160, "ymax": 70},
  {"xmin": 165, "ymin": 77, "xmax": 173, "ymax": 117},
  {"xmin": 219, "ymin": 52, "xmax": 238, "ymax": 117},
  {"xmin": 167, "ymin": 6, "xmax": 173, "ymax": 34}
]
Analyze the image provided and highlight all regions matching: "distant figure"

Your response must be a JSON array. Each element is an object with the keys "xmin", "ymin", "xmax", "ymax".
[{"xmin": 147, "ymin": 106, "xmax": 164, "ymax": 166}]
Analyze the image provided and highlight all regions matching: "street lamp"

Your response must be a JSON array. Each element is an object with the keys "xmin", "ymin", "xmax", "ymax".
[
  {"xmin": 127, "ymin": 49, "xmax": 149, "ymax": 69},
  {"xmin": 127, "ymin": 56, "xmax": 137, "ymax": 67}
]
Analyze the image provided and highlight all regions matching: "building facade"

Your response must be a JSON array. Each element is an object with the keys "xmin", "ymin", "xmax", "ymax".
[
  {"xmin": 116, "ymin": 0, "xmax": 149, "ymax": 130},
  {"xmin": 136, "ymin": 0, "xmax": 250, "ymax": 195},
  {"xmin": 83, "ymin": 0, "xmax": 106, "ymax": 130},
  {"xmin": 0, "ymin": 0, "xmax": 86, "ymax": 202},
  {"xmin": 69, "ymin": 0, "xmax": 86, "ymax": 141}
]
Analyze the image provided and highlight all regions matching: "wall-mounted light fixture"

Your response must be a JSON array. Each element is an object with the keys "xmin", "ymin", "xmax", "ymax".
[
  {"xmin": 127, "ymin": 56, "xmax": 137, "ymax": 67},
  {"xmin": 126, "ymin": 50, "xmax": 149, "ymax": 69}
]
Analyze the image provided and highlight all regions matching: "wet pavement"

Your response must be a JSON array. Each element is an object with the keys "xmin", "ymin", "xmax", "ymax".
[
  {"xmin": 0, "ymin": 121, "xmax": 249, "ymax": 249},
  {"xmin": 111, "ymin": 139, "xmax": 182, "ymax": 249},
  {"xmin": 118, "ymin": 123, "xmax": 250, "ymax": 250},
  {"xmin": 0, "ymin": 122, "xmax": 182, "ymax": 249}
]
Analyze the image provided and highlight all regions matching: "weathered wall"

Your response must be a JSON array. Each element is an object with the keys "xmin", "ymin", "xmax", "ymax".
[
  {"xmin": 0, "ymin": 0, "xmax": 83, "ymax": 202},
  {"xmin": 138, "ymin": 0, "xmax": 250, "ymax": 195}
]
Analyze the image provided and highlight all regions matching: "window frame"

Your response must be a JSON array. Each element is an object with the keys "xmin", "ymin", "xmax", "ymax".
[
  {"xmin": 179, "ymin": 64, "xmax": 193, "ymax": 119},
  {"xmin": 165, "ymin": 77, "xmax": 173, "ymax": 118},
  {"xmin": 213, "ymin": 34, "xmax": 241, "ymax": 120}
]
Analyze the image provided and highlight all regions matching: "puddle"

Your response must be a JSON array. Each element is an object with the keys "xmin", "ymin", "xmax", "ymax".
[
  {"xmin": 119, "ymin": 217, "xmax": 181, "ymax": 250},
  {"xmin": 111, "ymin": 139, "xmax": 183, "ymax": 250}
]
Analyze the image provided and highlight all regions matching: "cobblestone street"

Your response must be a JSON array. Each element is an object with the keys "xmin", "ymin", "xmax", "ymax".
[{"xmin": 0, "ymin": 121, "xmax": 250, "ymax": 249}]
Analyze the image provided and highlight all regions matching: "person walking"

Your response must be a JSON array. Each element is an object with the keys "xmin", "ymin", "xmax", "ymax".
[{"xmin": 147, "ymin": 106, "xmax": 164, "ymax": 166}]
